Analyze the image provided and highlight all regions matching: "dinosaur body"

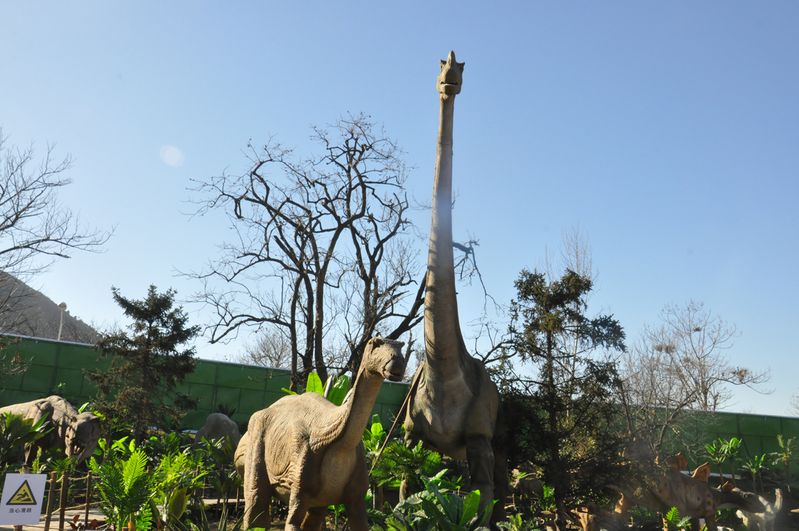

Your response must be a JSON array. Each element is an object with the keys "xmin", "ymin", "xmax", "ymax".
[
  {"xmin": 403, "ymin": 51, "xmax": 506, "ymax": 520},
  {"xmin": 614, "ymin": 459, "xmax": 766, "ymax": 529},
  {"xmin": 0, "ymin": 395, "xmax": 100, "ymax": 464},
  {"xmin": 736, "ymin": 488, "xmax": 783, "ymax": 531},
  {"xmin": 241, "ymin": 337, "xmax": 405, "ymax": 531},
  {"xmin": 194, "ymin": 412, "xmax": 241, "ymax": 448}
]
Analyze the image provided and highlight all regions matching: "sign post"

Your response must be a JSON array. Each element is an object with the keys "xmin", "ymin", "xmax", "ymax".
[{"xmin": 0, "ymin": 473, "xmax": 47, "ymax": 526}]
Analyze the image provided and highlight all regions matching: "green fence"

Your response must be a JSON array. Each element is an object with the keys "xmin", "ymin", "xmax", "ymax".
[
  {"xmin": 0, "ymin": 335, "xmax": 408, "ymax": 429},
  {"xmin": 1, "ymin": 334, "xmax": 797, "ymax": 463}
]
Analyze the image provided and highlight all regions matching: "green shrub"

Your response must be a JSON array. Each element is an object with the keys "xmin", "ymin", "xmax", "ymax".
[
  {"xmin": 379, "ymin": 481, "xmax": 494, "ymax": 531},
  {"xmin": 89, "ymin": 448, "xmax": 155, "ymax": 531},
  {"xmin": 0, "ymin": 412, "xmax": 48, "ymax": 473}
]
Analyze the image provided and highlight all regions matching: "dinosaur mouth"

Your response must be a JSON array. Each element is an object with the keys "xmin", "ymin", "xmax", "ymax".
[{"xmin": 384, "ymin": 363, "xmax": 405, "ymax": 382}]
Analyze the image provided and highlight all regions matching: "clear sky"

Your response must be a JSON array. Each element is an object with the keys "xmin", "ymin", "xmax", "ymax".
[{"xmin": 3, "ymin": 2, "xmax": 797, "ymax": 416}]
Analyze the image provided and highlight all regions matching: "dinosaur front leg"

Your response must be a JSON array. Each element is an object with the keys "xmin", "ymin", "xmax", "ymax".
[
  {"xmin": 342, "ymin": 475, "xmax": 370, "ymax": 531},
  {"xmin": 466, "ymin": 435, "xmax": 496, "ymax": 512},
  {"xmin": 299, "ymin": 507, "xmax": 326, "ymax": 531},
  {"xmin": 343, "ymin": 499, "xmax": 369, "ymax": 531},
  {"xmin": 284, "ymin": 487, "xmax": 310, "ymax": 531}
]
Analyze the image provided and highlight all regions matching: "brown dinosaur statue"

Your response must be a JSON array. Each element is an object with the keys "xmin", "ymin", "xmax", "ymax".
[
  {"xmin": 403, "ymin": 50, "xmax": 506, "ymax": 521},
  {"xmin": 0, "ymin": 395, "xmax": 100, "ymax": 464},
  {"xmin": 614, "ymin": 456, "xmax": 766, "ymax": 530},
  {"xmin": 241, "ymin": 337, "xmax": 405, "ymax": 530}
]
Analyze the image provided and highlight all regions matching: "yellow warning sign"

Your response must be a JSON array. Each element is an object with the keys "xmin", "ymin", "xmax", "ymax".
[{"xmin": 6, "ymin": 481, "xmax": 36, "ymax": 505}]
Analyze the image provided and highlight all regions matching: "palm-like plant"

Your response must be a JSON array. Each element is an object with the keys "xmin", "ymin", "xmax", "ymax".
[
  {"xmin": 770, "ymin": 434, "xmax": 796, "ymax": 493},
  {"xmin": 89, "ymin": 448, "xmax": 155, "ymax": 531},
  {"xmin": 382, "ymin": 481, "xmax": 493, "ymax": 531},
  {"xmin": 705, "ymin": 436, "xmax": 741, "ymax": 484},
  {"xmin": 741, "ymin": 453, "xmax": 768, "ymax": 494},
  {"xmin": 281, "ymin": 370, "xmax": 351, "ymax": 406},
  {"xmin": 153, "ymin": 451, "xmax": 207, "ymax": 527}
]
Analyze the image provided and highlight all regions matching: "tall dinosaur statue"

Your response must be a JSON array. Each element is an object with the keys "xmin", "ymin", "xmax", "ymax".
[
  {"xmin": 403, "ymin": 51, "xmax": 506, "ymax": 520},
  {"xmin": 241, "ymin": 337, "xmax": 405, "ymax": 531}
]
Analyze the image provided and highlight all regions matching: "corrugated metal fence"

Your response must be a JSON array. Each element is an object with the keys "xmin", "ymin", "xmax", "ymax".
[
  {"xmin": 1, "ymin": 334, "xmax": 797, "ymax": 463},
  {"xmin": 0, "ymin": 335, "xmax": 407, "ymax": 429}
]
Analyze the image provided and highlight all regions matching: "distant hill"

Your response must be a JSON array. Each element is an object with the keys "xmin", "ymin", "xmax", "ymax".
[{"xmin": 0, "ymin": 273, "xmax": 99, "ymax": 344}]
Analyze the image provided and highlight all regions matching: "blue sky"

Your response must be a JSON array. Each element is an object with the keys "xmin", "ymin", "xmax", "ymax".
[{"xmin": 3, "ymin": 2, "xmax": 797, "ymax": 415}]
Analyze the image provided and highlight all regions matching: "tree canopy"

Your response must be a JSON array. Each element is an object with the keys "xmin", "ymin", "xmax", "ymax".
[
  {"xmin": 90, "ymin": 285, "xmax": 199, "ymax": 441},
  {"xmin": 504, "ymin": 268, "xmax": 626, "ymax": 530},
  {"xmin": 192, "ymin": 115, "xmax": 423, "ymax": 387}
]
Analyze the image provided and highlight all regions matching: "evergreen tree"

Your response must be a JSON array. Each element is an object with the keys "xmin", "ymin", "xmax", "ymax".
[
  {"xmin": 505, "ymin": 269, "xmax": 626, "ymax": 530},
  {"xmin": 90, "ymin": 286, "xmax": 199, "ymax": 441}
]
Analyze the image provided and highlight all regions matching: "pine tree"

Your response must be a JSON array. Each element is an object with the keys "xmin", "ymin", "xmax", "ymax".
[
  {"xmin": 90, "ymin": 285, "xmax": 199, "ymax": 441},
  {"xmin": 505, "ymin": 269, "xmax": 626, "ymax": 530}
]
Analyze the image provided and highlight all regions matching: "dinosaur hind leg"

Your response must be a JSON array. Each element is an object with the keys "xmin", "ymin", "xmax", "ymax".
[
  {"xmin": 242, "ymin": 424, "xmax": 272, "ymax": 529},
  {"xmin": 285, "ymin": 484, "xmax": 309, "ymax": 531}
]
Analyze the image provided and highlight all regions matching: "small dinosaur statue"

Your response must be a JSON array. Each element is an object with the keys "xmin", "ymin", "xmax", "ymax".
[
  {"xmin": 241, "ymin": 337, "xmax": 405, "ymax": 531},
  {"xmin": 736, "ymin": 488, "xmax": 783, "ymax": 531},
  {"xmin": 403, "ymin": 50, "xmax": 507, "ymax": 521},
  {"xmin": 193, "ymin": 412, "xmax": 241, "ymax": 448},
  {"xmin": 614, "ymin": 455, "xmax": 766, "ymax": 530},
  {"xmin": 0, "ymin": 395, "xmax": 100, "ymax": 464}
]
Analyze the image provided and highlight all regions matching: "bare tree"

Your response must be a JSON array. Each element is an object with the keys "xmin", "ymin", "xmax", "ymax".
[
  {"xmin": 238, "ymin": 330, "xmax": 292, "ymax": 369},
  {"xmin": 620, "ymin": 300, "xmax": 770, "ymax": 455},
  {"xmin": 192, "ymin": 116, "xmax": 425, "ymax": 388},
  {"xmin": 0, "ymin": 132, "xmax": 109, "ymax": 334}
]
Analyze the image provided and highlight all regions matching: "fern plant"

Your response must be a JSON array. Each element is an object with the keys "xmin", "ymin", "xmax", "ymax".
[
  {"xmin": 663, "ymin": 506, "xmax": 692, "ymax": 530},
  {"xmin": 153, "ymin": 451, "xmax": 207, "ymax": 527},
  {"xmin": 0, "ymin": 412, "xmax": 48, "ymax": 473},
  {"xmin": 89, "ymin": 448, "xmax": 155, "ymax": 531}
]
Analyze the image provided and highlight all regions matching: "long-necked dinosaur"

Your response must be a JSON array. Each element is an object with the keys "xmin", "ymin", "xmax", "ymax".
[
  {"xmin": 240, "ymin": 337, "xmax": 405, "ymax": 531},
  {"xmin": 403, "ymin": 51, "xmax": 506, "ymax": 521}
]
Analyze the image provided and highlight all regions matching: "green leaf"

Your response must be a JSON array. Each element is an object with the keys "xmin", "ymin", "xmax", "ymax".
[
  {"xmin": 461, "ymin": 489, "xmax": 481, "ymax": 524},
  {"xmin": 305, "ymin": 371, "xmax": 324, "ymax": 395},
  {"xmin": 326, "ymin": 374, "xmax": 351, "ymax": 405}
]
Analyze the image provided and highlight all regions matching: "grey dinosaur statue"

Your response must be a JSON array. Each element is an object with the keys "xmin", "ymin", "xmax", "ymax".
[
  {"xmin": 0, "ymin": 395, "xmax": 100, "ymax": 464},
  {"xmin": 403, "ymin": 51, "xmax": 507, "ymax": 521},
  {"xmin": 194, "ymin": 412, "xmax": 241, "ymax": 448},
  {"xmin": 241, "ymin": 337, "xmax": 405, "ymax": 530}
]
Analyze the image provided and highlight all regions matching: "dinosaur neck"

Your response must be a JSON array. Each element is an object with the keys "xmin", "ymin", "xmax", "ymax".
[
  {"xmin": 312, "ymin": 368, "xmax": 383, "ymax": 450},
  {"xmin": 424, "ymin": 93, "xmax": 464, "ymax": 365}
]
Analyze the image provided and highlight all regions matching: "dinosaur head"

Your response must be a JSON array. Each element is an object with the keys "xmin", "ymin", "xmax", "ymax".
[
  {"xmin": 67, "ymin": 412, "xmax": 100, "ymax": 463},
  {"xmin": 364, "ymin": 337, "xmax": 406, "ymax": 382},
  {"xmin": 437, "ymin": 51, "xmax": 464, "ymax": 97},
  {"xmin": 717, "ymin": 481, "xmax": 767, "ymax": 513}
]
